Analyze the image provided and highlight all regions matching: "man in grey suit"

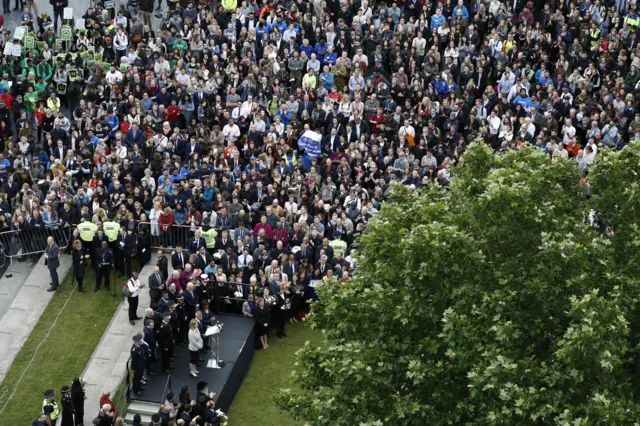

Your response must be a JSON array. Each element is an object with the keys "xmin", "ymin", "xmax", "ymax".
[{"xmin": 45, "ymin": 237, "xmax": 60, "ymax": 292}]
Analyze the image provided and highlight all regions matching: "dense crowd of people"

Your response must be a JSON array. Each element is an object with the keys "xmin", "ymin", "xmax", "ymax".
[{"xmin": 16, "ymin": 0, "xmax": 640, "ymax": 422}]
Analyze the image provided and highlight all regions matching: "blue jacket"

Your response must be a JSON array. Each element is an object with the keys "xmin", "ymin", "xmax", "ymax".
[
  {"xmin": 431, "ymin": 14, "xmax": 445, "ymax": 30},
  {"xmin": 125, "ymin": 128, "xmax": 143, "ymax": 147}
]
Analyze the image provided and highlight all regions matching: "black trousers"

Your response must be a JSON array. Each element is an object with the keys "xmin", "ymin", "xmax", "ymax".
[
  {"xmin": 128, "ymin": 295, "xmax": 139, "ymax": 320},
  {"xmin": 132, "ymin": 368, "xmax": 144, "ymax": 392},
  {"xmin": 76, "ymin": 275, "xmax": 84, "ymax": 289},
  {"xmin": 96, "ymin": 265, "xmax": 111, "ymax": 290},
  {"xmin": 120, "ymin": 256, "xmax": 132, "ymax": 277},
  {"xmin": 161, "ymin": 345, "xmax": 173, "ymax": 371},
  {"xmin": 275, "ymin": 311, "xmax": 286, "ymax": 337},
  {"xmin": 49, "ymin": 267, "xmax": 59, "ymax": 288}
]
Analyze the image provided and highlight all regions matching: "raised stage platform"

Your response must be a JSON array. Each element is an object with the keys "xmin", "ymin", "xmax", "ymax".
[{"xmin": 135, "ymin": 314, "xmax": 255, "ymax": 412}]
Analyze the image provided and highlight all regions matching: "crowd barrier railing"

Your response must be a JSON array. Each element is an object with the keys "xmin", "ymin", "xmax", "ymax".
[
  {"xmin": 140, "ymin": 221, "xmax": 227, "ymax": 251},
  {"xmin": 0, "ymin": 224, "xmax": 76, "ymax": 264}
]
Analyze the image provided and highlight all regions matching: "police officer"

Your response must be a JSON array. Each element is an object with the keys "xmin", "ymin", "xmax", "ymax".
[
  {"xmin": 200, "ymin": 225, "xmax": 218, "ymax": 254},
  {"xmin": 60, "ymin": 385, "xmax": 74, "ymax": 426},
  {"xmin": 158, "ymin": 312, "xmax": 174, "ymax": 373},
  {"xmin": 130, "ymin": 334, "xmax": 146, "ymax": 396},
  {"xmin": 102, "ymin": 217, "xmax": 121, "ymax": 253},
  {"xmin": 328, "ymin": 234, "xmax": 347, "ymax": 257},
  {"xmin": 94, "ymin": 240, "xmax": 113, "ymax": 292},
  {"xmin": 175, "ymin": 294, "xmax": 188, "ymax": 345},
  {"xmin": 169, "ymin": 301, "xmax": 182, "ymax": 346},
  {"xmin": 42, "ymin": 389, "xmax": 60, "ymax": 426},
  {"xmin": 77, "ymin": 216, "xmax": 97, "ymax": 264}
]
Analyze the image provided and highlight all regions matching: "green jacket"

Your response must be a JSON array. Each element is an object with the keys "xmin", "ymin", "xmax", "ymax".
[
  {"xmin": 21, "ymin": 65, "xmax": 36, "ymax": 80},
  {"xmin": 36, "ymin": 63, "xmax": 53, "ymax": 82}
]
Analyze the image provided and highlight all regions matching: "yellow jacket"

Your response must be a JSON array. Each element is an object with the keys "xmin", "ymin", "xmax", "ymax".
[{"xmin": 222, "ymin": 0, "xmax": 236, "ymax": 12}]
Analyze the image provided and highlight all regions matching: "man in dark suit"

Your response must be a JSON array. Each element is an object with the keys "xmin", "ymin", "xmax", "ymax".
[
  {"xmin": 45, "ymin": 237, "xmax": 60, "ymax": 292},
  {"xmin": 156, "ymin": 249, "xmax": 169, "ymax": 281},
  {"xmin": 194, "ymin": 246, "xmax": 212, "ymax": 271},
  {"xmin": 187, "ymin": 232, "xmax": 206, "ymax": 254},
  {"xmin": 171, "ymin": 245, "xmax": 189, "ymax": 271},
  {"xmin": 183, "ymin": 282, "xmax": 198, "ymax": 322},
  {"xmin": 95, "ymin": 240, "xmax": 113, "ymax": 292},
  {"xmin": 316, "ymin": 254, "xmax": 330, "ymax": 277},
  {"xmin": 282, "ymin": 254, "xmax": 300, "ymax": 280},
  {"xmin": 117, "ymin": 228, "xmax": 136, "ymax": 277},
  {"xmin": 148, "ymin": 265, "xmax": 165, "ymax": 308},
  {"xmin": 215, "ymin": 230, "xmax": 234, "ymax": 252}
]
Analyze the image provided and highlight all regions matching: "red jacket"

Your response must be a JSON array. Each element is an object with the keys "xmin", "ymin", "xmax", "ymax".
[
  {"xmin": 165, "ymin": 105, "xmax": 181, "ymax": 122},
  {"xmin": 159, "ymin": 211, "xmax": 174, "ymax": 232},
  {"xmin": 270, "ymin": 228, "xmax": 289, "ymax": 246},
  {"xmin": 253, "ymin": 222, "xmax": 272, "ymax": 237}
]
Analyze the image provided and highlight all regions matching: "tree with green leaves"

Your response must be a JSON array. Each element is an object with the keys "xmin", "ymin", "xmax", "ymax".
[{"xmin": 277, "ymin": 142, "xmax": 640, "ymax": 426}]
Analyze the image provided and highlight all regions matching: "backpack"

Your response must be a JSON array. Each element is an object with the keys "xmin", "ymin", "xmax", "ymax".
[{"xmin": 122, "ymin": 279, "xmax": 132, "ymax": 298}]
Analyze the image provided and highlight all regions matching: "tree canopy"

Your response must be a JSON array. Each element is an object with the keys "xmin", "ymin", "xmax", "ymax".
[{"xmin": 277, "ymin": 142, "xmax": 640, "ymax": 426}]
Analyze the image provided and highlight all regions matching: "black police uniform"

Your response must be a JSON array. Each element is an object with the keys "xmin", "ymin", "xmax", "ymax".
[
  {"xmin": 130, "ymin": 342, "xmax": 146, "ymax": 394},
  {"xmin": 158, "ymin": 319, "xmax": 174, "ymax": 372}
]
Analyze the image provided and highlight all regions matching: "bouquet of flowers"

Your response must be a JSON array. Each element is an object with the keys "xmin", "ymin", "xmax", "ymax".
[
  {"xmin": 215, "ymin": 409, "xmax": 228, "ymax": 425},
  {"xmin": 234, "ymin": 290, "xmax": 244, "ymax": 299}
]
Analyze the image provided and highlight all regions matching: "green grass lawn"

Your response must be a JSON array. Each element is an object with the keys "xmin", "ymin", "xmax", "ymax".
[
  {"xmin": 228, "ymin": 322, "xmax": 322, "ymax": 426},
  {"xmin": 0, "ymin": 269, "xmax": 121, "ymax": 425}
]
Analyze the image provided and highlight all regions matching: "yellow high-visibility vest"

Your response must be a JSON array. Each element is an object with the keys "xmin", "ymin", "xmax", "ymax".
[
  {"xmin": 78, "ymin": 222, "xmax": 98, "ymax": 242},
  {"xmin": 103, "ymin": 221, "xmax": 121, "ymax": 242},
  {"xmin": 201, "ymin": 228, "xmax": 218, "ymax": 249}
]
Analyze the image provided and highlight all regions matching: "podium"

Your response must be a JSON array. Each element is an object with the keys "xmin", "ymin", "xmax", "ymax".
[{"xmin": 204, "ymin": 323, "xmax": 223, "ymax": 369}]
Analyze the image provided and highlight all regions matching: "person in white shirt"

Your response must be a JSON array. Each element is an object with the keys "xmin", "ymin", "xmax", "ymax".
[
  {"xmin": 360, "ymin": 0, "xmax": 372, "ymax": 20},
  {"xmin": 188, "ymin": 319, "xmax": 203, "ymax": 377},
  {"xmin": 561, "ymin": 118, "xmax": 576, "ymax": 143},
  {"xmin": 114, "ymin": 140, "xmax": 128, "ymax": 159},
  {"xmin": 126, "ymin": 271, "xmax": 145, "ymax": 325},
  {"xmin": 239, "ymin": 95, "xmax": 254, "ymax": 118},
  {"xmin": 412, "ymin": 33, "xmax": 427, "ymax": 57},
  {"xmin": 113, "ymin": 28, "xmax": 129, "ymax": 63},
  {"xmin": 488, "ymin": 110, "xmax": 501, "ymax": 136},
  {"xmin": 222, "ymin": 118, "xmax": 240, "ymax": 142},
  {"xmin": 105, "ymin": 68, "xmax": 124, "ymax": 86}
]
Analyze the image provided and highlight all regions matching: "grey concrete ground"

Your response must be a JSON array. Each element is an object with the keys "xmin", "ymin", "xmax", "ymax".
[
  {"xmin": 0, "ymin": 253, "xmax": 72, "ymax": 383},
  {"xmin": 0, "ymin": 258, "xmax": 38, "ymax": 324},
  {"xmin": 81, "ymin": 264, "xmax": 152, "ymax": 425}
]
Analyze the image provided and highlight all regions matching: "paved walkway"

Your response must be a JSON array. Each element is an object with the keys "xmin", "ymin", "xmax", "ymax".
[
  {"xmin": 0, "ymin": 258, "xmax": 38, "ymax": 324},
  {"xmin": 81, "ymin": 264, "xmax": 153, "ymax": 425},
  {"xmin": 0, "ymin": 254, "xmax": 72, "ymax": 383}
]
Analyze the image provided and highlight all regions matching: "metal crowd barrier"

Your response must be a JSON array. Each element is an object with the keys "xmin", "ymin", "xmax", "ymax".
[
  {"xmin": 141, "ymin": 221, "xmax": 225, "ymax": 251},
  {"xmin": 0, "ymin": 225, "xmax": 75, "ymax": 264}
]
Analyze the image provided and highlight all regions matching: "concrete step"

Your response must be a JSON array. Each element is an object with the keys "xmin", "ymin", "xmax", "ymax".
[
  {"xmin": 124, "ymin": 412, "xmax": 152, "ymax": 425},
  {"xmin": 127, "ymin": 400, "xmax": 161, "ymax": 416}
]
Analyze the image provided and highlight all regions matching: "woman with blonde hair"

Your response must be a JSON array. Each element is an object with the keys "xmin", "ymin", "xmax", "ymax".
[{"xmin": 188, "ymin": 319, "xmax": 203, "ymax": 377}]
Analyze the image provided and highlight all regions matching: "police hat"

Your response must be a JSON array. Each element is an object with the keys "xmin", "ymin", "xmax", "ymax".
[
  {"xmin": 132, "ymin": 335, "xmax": 142, "ymax": 342},
  {"xmin": 201, "ymin": 274, "xmax": 208, "ymax": 280},
  {"xmin": 176, "ymin": 295, "xmax": 184, "ymax": 301},
  {"xmin": 163, "ymin": 312, "xmax": 172, "ymax": 318},
  {"xmin": 61, "ymin": 386, "xmax": 71, "ymax": 393},
  {"xmin": 44, "ymin": 389, "xmax": 54, "ymax": 398}
]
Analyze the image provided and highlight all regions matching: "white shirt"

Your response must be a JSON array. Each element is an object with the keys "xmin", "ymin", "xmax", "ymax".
[
  {"xmin": 488, "ymin": 115, "xmax": 501, "ymax": 134},
  {"xmin": 106, "ymin": 70, "xmax": 123, "ymax": 85},
  {"xmin": 222, "ymin": 123, "xmax": 240, "ymax": 142},
  {"xmin": 127, "ymin": 278, "xmax": 142, "ymax": 297}
]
